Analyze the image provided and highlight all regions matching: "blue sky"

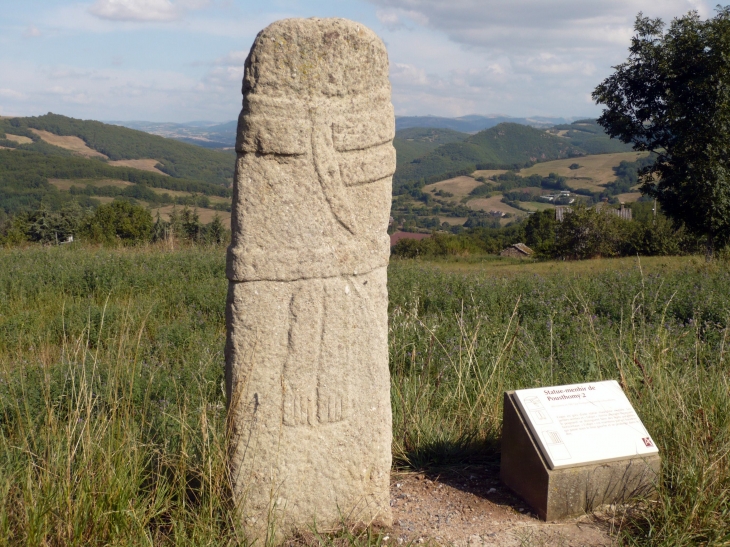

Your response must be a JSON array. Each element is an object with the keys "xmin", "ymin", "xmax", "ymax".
[{"xmin": 0, "ymin": 0, "xmax": 717, "ymax": 122}]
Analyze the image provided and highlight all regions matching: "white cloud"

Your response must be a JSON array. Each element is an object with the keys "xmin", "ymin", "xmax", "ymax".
[
  {"xmin": 391, "ymin": 63, "xmax": 429, "ymax": 86},
  {"xmin": 370, "ymin": 0, "xmax": 716, "ymax": 117},
  {"xmin": 376, "ymin": 9, "xmax": 402, "ymax": 30},
  {"xmin": 376, "ymin": 8, "xmax": 429, "ymax": 30},
  {"xmin": 88, "ymin": 0, "xmax": 182, "ymax": 22},
  {"xmin": 23, "ymin": 26, "xmax": 42, "ymax": 38},
  {"xmin": 0, "ymin": 88, "xmax": 25, "ymax": 99},
  {"xmin": 0, "ymin": 59, "xmax": 241, "ymax": 122}
]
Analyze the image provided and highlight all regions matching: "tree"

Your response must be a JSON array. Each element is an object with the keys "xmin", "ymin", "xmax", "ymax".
[
  {"xmin": 204, "ymin": 213, "xmax": 227, "ymax": 245},
  {"xmin": 552, "ymin": 204, "xmax": 636, "ymax": 260},
  {"xmin": 592, "ymin": 8, "xmax": 730, "ymax": 257},
  {"xmin": 524, "ymin": 210, "xmax": 557, "ymax": 257},
  {"xmin": 83, "ymin": 200, "xmax": 152, "ymax": 244}
]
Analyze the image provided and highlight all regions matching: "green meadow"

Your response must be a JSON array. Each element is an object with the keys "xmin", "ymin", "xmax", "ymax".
[{"xmin": 0, "ymin": 246, "xmax": 728, "ymax": 545}]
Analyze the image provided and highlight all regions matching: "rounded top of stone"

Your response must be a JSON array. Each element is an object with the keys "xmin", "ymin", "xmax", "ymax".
[{"xmin": 243, "ymin": 18, "xmax": 390, "ymax": 99}]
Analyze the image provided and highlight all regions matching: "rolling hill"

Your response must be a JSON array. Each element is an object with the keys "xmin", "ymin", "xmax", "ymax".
[
  {"xmin": 0, "ymin": 112, "xmax": 637, "ymax": 228},
  {"xmin": 394, "ymin": 123, "xmax": 584, "ymax": 191},
  {"xmin": 0, "ymin": 113, "xmax": 235, "ymax": 186},
  {"xmin": 110, "ymin": 120, "xmax": 237, "ymax": 149},
  {"xmin": 547, "ymin": 119, "xmax": 633, "ymax": 155},
  {"xmin": 393, "ymin": 119, "xmax": 635, "ymax": 193},
  {"xmin": 395, "ymin": 114, "xmax": 574, "ymax": 132},
  {"xmin": 0, "ymin": 113, "xmax": 235, "ymax": 219},
  {"xmin": 393, "ymin": 127, "xmax": 469, "ymax": 169}
]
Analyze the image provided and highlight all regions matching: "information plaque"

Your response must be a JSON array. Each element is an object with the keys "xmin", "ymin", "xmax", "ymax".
[{"xmin": 513, "ymin": 380, "xmax": 658, "ymax": 470}]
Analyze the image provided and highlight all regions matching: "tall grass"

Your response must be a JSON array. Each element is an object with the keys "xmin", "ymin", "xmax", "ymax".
[
  {"xmin": 0, "ymin": 246, "xmax": 237, "ymax": 545},
  {"xmin": 389, "ymin": 259, "xmax": 730, "ymax": 545},
  {"xmin": 0, "ymin": 245, "xmax": 728, "ymax": 545}
]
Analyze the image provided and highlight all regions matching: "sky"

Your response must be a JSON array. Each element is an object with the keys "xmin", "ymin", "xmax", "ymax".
[{"xmin": 0, "ymin": 0, "xmax": 719, "ymax": 123}]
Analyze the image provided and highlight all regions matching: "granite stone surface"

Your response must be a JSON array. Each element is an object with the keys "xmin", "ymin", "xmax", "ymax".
[{"xmin": 225, "ymin": 17, "xmax": 394, "ymax": 543}]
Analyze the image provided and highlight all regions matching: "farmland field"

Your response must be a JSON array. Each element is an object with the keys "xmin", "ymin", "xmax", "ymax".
[
  {"xmin": 49, "ymin": 178, "xmax": 134, "ymax": 191},
  {"xmin": 517, "ymin": 200, "xmax": 555, "ymax": 211},
  {"xmin": 617, "ymin": 191, "xmax": 643, "ymax": 203},
  {"xmin": 472, "ymin": 169, "xmax": 508, "ymax": 179},
  {"xmin": 438, "ymin": 216, "xmax": 468, "ymax": 225},
  {"xmin": 4, "ymin": 134, "xmax": 33, "ymax": 145},
  {"xmin": 29, "ymin": 128, "xmax": 108, "ymax": 158},
  {"xmin": 149, "ymin": 204, "xmax": 231, "ymax": 224},
  {"xmin": 467, "ymin": 194, "xmax": 524, "ymax": 216},
  {"xmin": 108, "ymin": 158, "xmax": 169, "ymax": 175},
  {"xmin": 423, "ymin": 175, "xmax": 482, "ymax": 197},
  {"xmin": 519, "ymin": 151, "xmax": 648, "ymax": 192},
  {"xmin": 45, "ymin": 177, "xmax": 231, "ymax": 224}
]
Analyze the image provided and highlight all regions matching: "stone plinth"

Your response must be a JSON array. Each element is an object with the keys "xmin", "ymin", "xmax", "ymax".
[{"xmin": 500, "ymin": 391, "xmax": 661, "ymax": 521}]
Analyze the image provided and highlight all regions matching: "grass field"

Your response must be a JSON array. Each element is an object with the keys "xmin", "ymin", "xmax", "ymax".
[
  {"xmin": 29, "ymin": 128, "xmax": 108, "ymax": 158},
  {"xmin": 108, "ymin": 158, "xmax": 168, "ymax": 175},
  {"xmin": 517, "ymin": 201, "xmax": 555, "ymax": 211},
  {"xmin": 423, "ymin": 176, "xmax": 482, "ymax": 197},
  {"xmin": 4, "ymin": 134, "xmax": 33, "ymax": 145},
  {"xmin": 519, "ymin": 152, "xmax": 649, "ymax": 192},
  {"xmin": 49, "ymin": 178, "xmax": 134, "ymax": 191},
  {"xmin": 467, "ymin": 195, "xmax": 525, "ymax": 216},
  {"xmin": 0, "ymin": 247, "xmax": 728, "ymax": 545}
]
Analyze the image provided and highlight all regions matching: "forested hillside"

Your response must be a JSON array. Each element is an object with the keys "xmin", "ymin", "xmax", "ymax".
[
  {"xmin": 0, "ymin": 114, "xmax": 234, "ymax": 185},
  {"xmin": 393, "ymin": 120, "xmax": 633, "ymax": 193},
  {"xmin": 0, "ymin": 150, "xmax": 231, "ymax": 215},
  {"xmin": 393, "ymin": 127, "xmax": 469, "ymax": 168},
  {"xmin": 394, "ymin": 123, "xmax": 582, "ymax": 191},
  {"xmin": 549, "ymin": 119, "xmax": 634, "ymax": 154}
]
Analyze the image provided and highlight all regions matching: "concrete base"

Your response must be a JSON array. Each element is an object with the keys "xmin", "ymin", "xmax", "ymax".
[{"xmin": 500, "ymin": 391, "xmax": 661, "ymax": 521}]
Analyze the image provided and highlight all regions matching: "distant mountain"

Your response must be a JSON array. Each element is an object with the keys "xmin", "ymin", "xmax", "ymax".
[
  {"xmin": 108, "ymin": 120, "xmax": 237, "ymax": 149},
  {"xmin": 108, "ymin": 115, "xmax": 579, "ymax": 150},
  {"xmin": 395, "ymin": 115, "xmax": 576, "ymax": 133},
  {"xmin": 393, "ymin": 127, "xmax": 469, "ymax": 169}
]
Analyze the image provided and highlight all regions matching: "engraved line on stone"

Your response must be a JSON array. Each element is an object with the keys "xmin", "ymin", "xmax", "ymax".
[
  {"xmin": 226, "ymin": 265, "xmax": 387, "ymax": 284},
  {"xmin": 316, "ymin": 281, "xmax": 350, "ymax": 425},
  {"xmin": 311, "ymin": 109, "xmax": 357, "ymax": 235},
  {"xmin": 282, "ymin": 283, "xmax": 323, "ymax": 427},
  {"xmin": 333, "ymin": 135, "xmax": 393, "ymax": 153}
]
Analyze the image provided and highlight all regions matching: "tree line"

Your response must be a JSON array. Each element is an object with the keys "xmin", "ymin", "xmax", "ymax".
[
  {"xmin": 0, "ymin": 149, "xmax": 232, "ymax": 216},
  {"xmin": 391, "ymin": 202, "xmax": 706, "ymax": 260},
  {"xmin": 0, "ymin": 201, "xmax": 229, "ymax": 247}
]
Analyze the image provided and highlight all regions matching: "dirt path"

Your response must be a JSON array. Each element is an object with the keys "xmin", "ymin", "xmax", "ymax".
[{"xmin": 389, "ymin": 466, "xmax": 615, "ymax": 546}]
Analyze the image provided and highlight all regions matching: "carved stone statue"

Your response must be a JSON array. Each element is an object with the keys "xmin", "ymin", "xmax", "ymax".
[{"xmin": 225, "ymin": 17, "xmax": 394, "ymax": 542}]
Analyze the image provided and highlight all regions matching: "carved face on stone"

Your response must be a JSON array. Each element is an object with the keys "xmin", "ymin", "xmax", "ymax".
[{"xmin": 227, "ymin": 18, "xmax": 395, "ymax": 282}]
